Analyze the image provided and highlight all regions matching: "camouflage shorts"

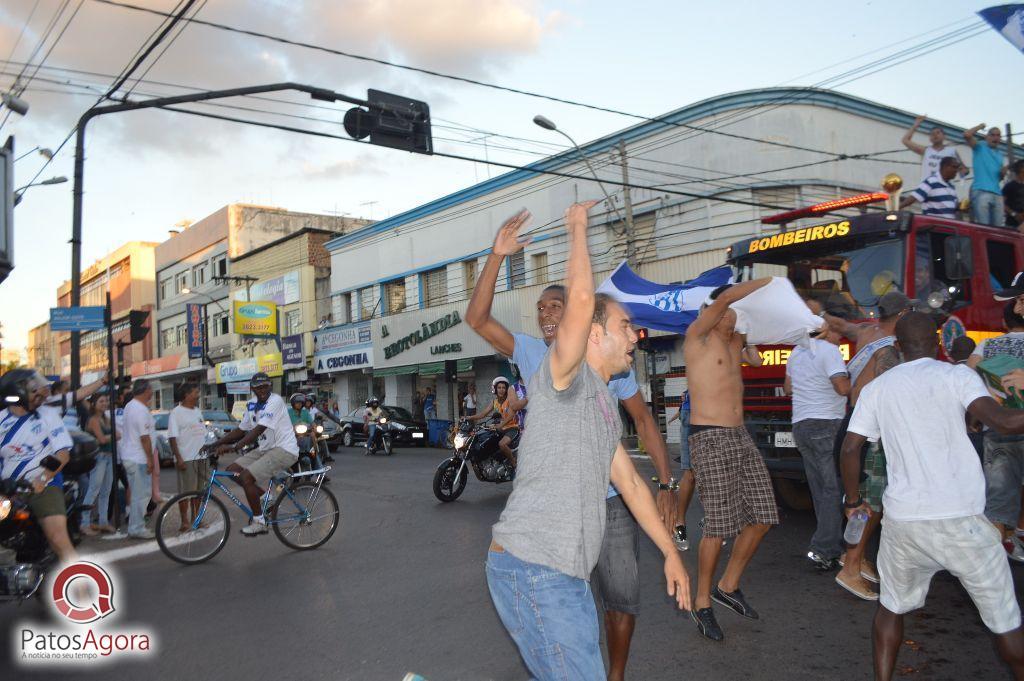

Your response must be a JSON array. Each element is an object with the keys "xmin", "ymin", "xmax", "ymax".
[{"xmin": 860, "ymin": 440, "xmax": 887, "ymax": 512}]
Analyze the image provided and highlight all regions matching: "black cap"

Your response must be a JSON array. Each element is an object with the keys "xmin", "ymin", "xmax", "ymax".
[
  {"xmin": 995, "ymin": 272, "xmax": 1024, "ymax": 301},
  {"xmin": 878, "ymin": 291, "xmax": 919, "ymax": 318},
  {"xmin": 249, "ymin": 372, "xmax": 272, "ymax": 388}
]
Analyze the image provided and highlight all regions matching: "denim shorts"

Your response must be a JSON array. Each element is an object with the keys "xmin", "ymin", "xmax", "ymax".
[
  {"xmin": 591, "ymin": 495, "xmax": 641, "ymax": 615},
  {"xmin": 983, "ymin": 432, "xmax": 1024, "ymax": 528},
  {"xmin": 486, "ymin": 548, "xmax": 604, "ymax": 681}
]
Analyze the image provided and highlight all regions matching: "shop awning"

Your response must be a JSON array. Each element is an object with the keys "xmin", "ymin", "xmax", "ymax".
[
  {"xmin": 374, "ymin": 365, "xmax": 418, "ymax": 377},
  {"xmin": 375, "ymin": 359, "xmax": 473, "ymax": 377}
]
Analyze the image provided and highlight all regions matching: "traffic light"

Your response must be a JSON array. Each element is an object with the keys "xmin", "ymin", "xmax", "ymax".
[
  {"xmin": 635, "ymin": 327, "xmax": 652, "ymax": 351},
  {"xmin": 128, "ymin": 310, "xmax": 150, "ymax": 344},
  {"xmin": 344, "ymin": 89, "xmax": 432, "ymax": 155},
  {"xmin": 444, "ymin": 360, "xmax": 458, "ymax": 383}
]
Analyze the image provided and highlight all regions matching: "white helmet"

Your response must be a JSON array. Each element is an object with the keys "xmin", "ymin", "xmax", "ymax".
[{"xmin": 491, "ymin": 376, "xmax": 510, "ymax": 394}]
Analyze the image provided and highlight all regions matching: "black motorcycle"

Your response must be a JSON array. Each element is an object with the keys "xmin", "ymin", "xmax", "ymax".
[
  {"xmin": 433, "ymin": 419, "xmax": 516, "ymax": 502},
  {"xmin": 366, "ymin": 416, "xmax": 393, "ymax": 456},
  {"xmin": 0, "ymin": 431, "xmax": 97, "ymax": 601}
]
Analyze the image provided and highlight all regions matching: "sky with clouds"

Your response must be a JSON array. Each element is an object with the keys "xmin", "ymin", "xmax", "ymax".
[{"xmin": 0, "ymin": 0, "xmax": 1020, "ymax": 355}]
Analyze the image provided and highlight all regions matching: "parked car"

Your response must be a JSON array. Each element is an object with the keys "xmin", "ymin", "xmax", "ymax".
[
  {"xmin": 153, "ymin": 409, "xmax": 238, "ymax": 467},
  {"xmin": 337, "ymin": 406, "xmax": 427, "ymax": 447}
]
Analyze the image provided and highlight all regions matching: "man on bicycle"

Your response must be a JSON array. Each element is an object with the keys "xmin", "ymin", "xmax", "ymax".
[
  {"xmin": 0, "ymin": 368, "xmax": 78, "ymax": 563},
  {"xmin": 207, "ymin": 373, "xmax": 298, "ymax": 535}
]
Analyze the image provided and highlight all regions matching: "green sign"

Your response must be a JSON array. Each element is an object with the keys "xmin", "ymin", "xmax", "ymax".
[{"xmin": 383, "ymin": 311, "xmax": 461, "ymax": 360}]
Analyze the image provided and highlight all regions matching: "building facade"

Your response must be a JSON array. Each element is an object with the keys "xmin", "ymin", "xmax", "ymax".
[
  {"xmin": 27, "ymin": 321, "xmax": 58, "ymax": 377},
  {"xmin": 325, "ymin": 87, "xmax": 1003, "ymax": 422},
  {"xmin": 56, "ymin": 241, "xmax": 158, "ymax": 384}
]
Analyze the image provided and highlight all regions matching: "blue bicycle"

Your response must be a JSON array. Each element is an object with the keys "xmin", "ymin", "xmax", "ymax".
[{"xmin": 155, "ymin": 453, "xmax": 339, "ymax": 565}]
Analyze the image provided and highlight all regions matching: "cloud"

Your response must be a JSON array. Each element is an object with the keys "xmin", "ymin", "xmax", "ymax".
[{"xmin": 293, "ymin": 153, "xmax": 385, "ymax": 181}]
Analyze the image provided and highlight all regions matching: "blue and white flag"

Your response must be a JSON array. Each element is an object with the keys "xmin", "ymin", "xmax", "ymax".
[
  {"xmin": 979, "ymin": 4, "xmax": 1024, "ymax": 53},
  {"xmin": 597, "ymin": 262, "xmax": 733, "ymax": 335}
]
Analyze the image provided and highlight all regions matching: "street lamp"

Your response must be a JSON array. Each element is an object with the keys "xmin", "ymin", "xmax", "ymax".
[
  {"xmin": 532, "ymin": 115, "xmax": 625, "ymax": 228},
  {"xmin": 13, "ymin": 175, "xmax": 67, "ymax": 206},
  {"xmin": 14, "ymin": 146, "xmax": 54, "ymax": 163},
  {"xmin": 0, "ymin": 92, "xmax": 29, "ymax": 117}
]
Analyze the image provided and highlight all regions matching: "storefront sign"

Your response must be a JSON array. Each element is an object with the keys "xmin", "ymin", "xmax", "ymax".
[
  {"xmin": 130, "ymin": 354, "xmax": 183, "ymax": 377},
  {"xmin": 226, "ymin": 381, "xmax": 251, "ymax": 395},
  {"xmin": 383, "ymin": 311, "xmax": 461, "ymax": 360},
  {"xmin": 430, "ymin": 343, "xmax": 462, "ymax": 355},
  {"xmin": 233, "ymin": 300, "xmax": 277, "ymax": 336},
  {"xmin": 214, "ymin": 352, "xmax": 283, "ymax": 383},
  {"xmin": 185, "ymin": 303, "xmax": 205, "ymax": 359},
  {"xmin": 313, "ymin": 321, "xmax": 372, "ymax": 374},
  {"xmin": 281, "ymin": 334, "xmax": 304, "ymax": 368},
  {"xmin": 233, "ymin": 270, "xmax": 300, "ymax": 306}
]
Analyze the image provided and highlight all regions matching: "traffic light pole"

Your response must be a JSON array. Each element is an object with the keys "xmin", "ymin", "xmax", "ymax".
[
  {"xmin": 104, "ymin": 291, "xmax": 122, "ymax": 531},
  {"xmin": 69, "ymin": 83, "xmax": 369, "ymax": 388}
]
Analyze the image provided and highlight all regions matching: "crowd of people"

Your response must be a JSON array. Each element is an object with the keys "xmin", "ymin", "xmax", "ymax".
[{"xmin": 900, "ymin": 114, "xmax": 1021, "ymax": 229}]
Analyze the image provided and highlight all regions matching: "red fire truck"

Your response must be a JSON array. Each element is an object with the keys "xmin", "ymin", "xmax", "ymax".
[{"xmin": 724, "ymin": 208, "xmax": 1021, "ymax": 507}]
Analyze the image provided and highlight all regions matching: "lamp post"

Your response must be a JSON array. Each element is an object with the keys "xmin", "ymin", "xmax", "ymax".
[{"xmin": 14, "ymin": 175, "xmax": 67, "ymax": 206}]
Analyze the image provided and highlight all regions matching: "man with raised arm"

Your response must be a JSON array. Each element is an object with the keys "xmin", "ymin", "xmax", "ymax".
[
  {"xmin": 482, "ymin": 202, "xmax": 690, "ymax": 681},
  {"xmin": 467, "ymin": 209, "xmax": 679, "ymax": 681},
  {"xmin": 684, "ymin": 281, "xmax": 780, "ymax": 641},
  {"xmin": 840, "ymin": 312, "xmax": 1024, "ymax": 681}
]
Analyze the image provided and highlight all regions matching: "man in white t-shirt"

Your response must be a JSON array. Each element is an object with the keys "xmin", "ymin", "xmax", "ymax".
[
  {"xmin": 784, "ymin": 299, "xmax": 850, "ymax": 570},
  {"xmin": 840, "ymin": 312, "xmax": 1024, "ymax": 680},
  {"xmin": 901, "ymin": 114, "xmax": 967, "ymax": 182},
  {"xmin": 168, "ymin": 382, "xmax": 209, "ymax": 532},
  {"xmin": 120, "ymin": 378, "xmax": 157, "ymax": 539},
  {"xmin": 207, "ymin": 373, "xmax": 298, "ymax": 535}
]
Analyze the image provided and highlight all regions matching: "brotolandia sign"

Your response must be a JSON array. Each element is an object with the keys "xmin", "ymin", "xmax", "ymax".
[
  {"xmin": 233, "ymin": 300, "xmax": 278, "ymax": 335},
  {"xmin": 748, "ymin": 220, "xmax": 851, "ymax": 254}
]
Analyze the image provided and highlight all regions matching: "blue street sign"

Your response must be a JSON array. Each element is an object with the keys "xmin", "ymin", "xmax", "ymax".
[{"xmin": 50, "ymin": 306, "xmax": 106, "ymax": 332}]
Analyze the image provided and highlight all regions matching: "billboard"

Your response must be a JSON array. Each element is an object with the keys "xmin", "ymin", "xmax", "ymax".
[
  {"xmin": 185, "ymin": 303, "xmax": 205, "ymax": 359},
  {"xmin": 214, "ymin": 352, "xmax": 284, "ymax": 383},
  {"xmin": 281, "ymin": 334, "xmax": 304, "ymax": 368},
  {"xmin": 233, "ymin": 300, "xmax": 277, "ymax": 336},
  {"xmin": 232, "ymin": 270, "xmax": 300, "ymax": 306},
  {"xmin": 313, "ymin": 321, "xmax": 372, "ymax": 374}
]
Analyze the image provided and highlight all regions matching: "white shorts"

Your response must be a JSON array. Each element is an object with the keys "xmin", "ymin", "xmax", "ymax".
[{"xmin": 878, "ymin": 515, "xmax": 1021, "ymax": 634}]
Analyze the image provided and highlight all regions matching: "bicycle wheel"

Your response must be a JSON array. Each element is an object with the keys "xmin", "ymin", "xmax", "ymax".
[
  {"xmin": 270, "ymin": 482, "xmax": 339, "ymax": 551},
  {"xmin": 156, "ymin": 492, "xmax": 230, "ymax": 565}
]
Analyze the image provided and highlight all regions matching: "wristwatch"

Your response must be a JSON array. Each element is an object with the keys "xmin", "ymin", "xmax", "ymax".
[{"xmin": 843, "ymin": 495, "xmax": 865, "ymax": 509}]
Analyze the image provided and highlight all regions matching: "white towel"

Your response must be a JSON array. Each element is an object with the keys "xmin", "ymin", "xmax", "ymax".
[{"xmin": 731, "ymin": 277, "xmax": 823, "ymax": 346}]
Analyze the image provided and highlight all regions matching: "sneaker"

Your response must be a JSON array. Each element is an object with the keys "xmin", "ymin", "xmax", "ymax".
[
  {"xmin": 807, "ymin": 551, "xmax": 839, "ymax": 572},
  {"xmin": 241, "ymin": 517, "xmax": 268, "ymax": 536},
  {"xmin": 835, "ymin": 573, "xmax": 879, "ymax": 601},
  {"xmin": 711, "ymin": 586, "xmax": 759, "ymax": 620},
  {"xmin": 690, "ymin": 607, "xmax": 724, "ymax": 641},
  {"xmin": 1005, "ymin": 536, "xmax": 1024, "ymax": 563},
  {"xmin": 673, "ymin": 525, "xmax": 689, "ymax": 551},
  {"xmin": 127, "ymin": 530, "xmax": 155, "ymax": 540}
]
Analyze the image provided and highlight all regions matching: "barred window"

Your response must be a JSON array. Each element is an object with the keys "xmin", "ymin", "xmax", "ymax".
[{"xmin": 421, "ymin": 267, "xmax": 448, "ymax": 307}]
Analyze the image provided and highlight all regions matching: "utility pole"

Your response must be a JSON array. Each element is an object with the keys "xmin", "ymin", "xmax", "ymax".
[
  {"xmin": 212, "ymin": 274, "xmax": 258, "ymax": 301},
  {"xmin": 618, "ymin": 140, "xmax": 637, "ymax": 267}
]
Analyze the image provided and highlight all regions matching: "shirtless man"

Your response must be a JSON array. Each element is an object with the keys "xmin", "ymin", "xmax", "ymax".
[
  {"xmin": 685, "ymin": 279, "xmax": 781, "ymax": 642},
  {"xmin": 824, "ymin": 290, "xmax": 915, "ymax": 600}
]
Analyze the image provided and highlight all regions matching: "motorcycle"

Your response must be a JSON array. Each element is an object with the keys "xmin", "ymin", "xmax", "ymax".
[
  {"xmin": 432, "ymin": 419, "xmax": 516, "ymax": 502},
  {"xmin": 293, "ymin": 422, "xmax": 329, "ymax": 477},
  {"xmin": 0, "ymin": 431, "xmax": 97, "ymax": 601},
  {"xmin": 365, "ymin": 416, "xmax": 393, "ymax": 456}
]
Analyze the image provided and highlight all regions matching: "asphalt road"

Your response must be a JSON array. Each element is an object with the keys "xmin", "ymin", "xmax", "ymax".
[{"xmin": 2, "ymin": 445, "xmax": 1020, "ymax": 681}]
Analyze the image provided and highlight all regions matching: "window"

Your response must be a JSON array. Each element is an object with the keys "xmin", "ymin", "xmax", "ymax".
[
  {"xmin": 285, "ymin": 309, "xmax": 302, "ymax": 335},
  {"xmin": 333, "ymin": 293, "xmax": 351, "ymax": 324},
  {"xmin": 159, "ymin": 277, "xmax": 171, "ymax": 303},
  {"xmin": 211, "ymin": 311, "xmax": 230, "ymax": 337},
  {"xmin": 161, "ymin": 326, "xmax": 176, "ymax": 351},
  {"xmin": 987, "ymin": 240, "xmax": 1017, "ymax": 292},
  {"xmin": 463, "ymin": 260, "xmax": 478, "ymax": 294},
  {"xmin": 175, "ymin": 272, "xmax": 188, "ymax": 294},
  {"xmin": 914, "ymin": 231, "xmax": 971, "ymax": 309},
  {"xmin": 359, "ymin": 286, "xmax": 377, "ymax": 320},
  {"xmin": 531, "ymin": 252, "xmax": 549, "ymax": 285},
  {"xmin": 385, "ymin": 279, "xmax": 406, "ymax": 314},
  {"xmin": 213, "ymin": 255, "xmax": 227, "ymax": 279},
  {"xmin": 176, "ymin": 325, "xmax": 187, "ymax": 347},
  {"xmin": 421, "ymin": 267, "xmax": 448, "ymax": 307},
  {"xmin": 509, "ymin": 252, "xmax": 526, "ymax": 288},
  {"xmin": 192, "ymin": 263, "xmax": 207, "ymax": 288}
]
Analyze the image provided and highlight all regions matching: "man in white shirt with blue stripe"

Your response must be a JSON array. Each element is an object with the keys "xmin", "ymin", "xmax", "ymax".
[
  {"xmin": 467, "ymin": 209, "xmax": 678, "ymax": 681},
  {"xmin": 901, "ymin": 156, "xmax": 962, "ymax": 219}
]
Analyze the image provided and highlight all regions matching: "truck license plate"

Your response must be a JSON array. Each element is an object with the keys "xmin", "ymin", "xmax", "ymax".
[
  {"xmin": 774, "ymin": 432, "xmax": 796, "ymax": 448},
  {"xmin": 411, "ymin": 432, "xmax": 424, "ymax": 439}
]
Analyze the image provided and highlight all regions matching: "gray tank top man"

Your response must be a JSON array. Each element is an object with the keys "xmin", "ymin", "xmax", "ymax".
[{"xmin": 491, "ymin": 349, "xmax": 623, "ymax": 580}]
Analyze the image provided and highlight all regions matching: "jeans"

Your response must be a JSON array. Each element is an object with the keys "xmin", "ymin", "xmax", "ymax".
[
  {"xmin": 793, "ymin": 418, "xmax": 844, "ymax": 559},
  {"xmin": 486, "ymin": 549, "xmax": 604, "ymax": 681},
  {"xmin": 80, "ymin": 452, "xmax": 113, "ymax": 527},
  {"xmin": 367, "ymin": 423, "xmax": 378, "ymax": 445},
  {"xmin": 124, "ymin": 461, "xmax": 152, "ymax": 535},
  {"xmin": 679, "ymin": 409, "xmax": 691, "ymax": 471},
  {"xmin": 983, "ymin": 432, "xmax": 1024, "ymax": 528},
  {"xmin": 971, "ymin": 189, "xmax": 1004, "ymax": 226},
  {"xmin": 424, "ymin": 406, "xmax": 437, "ymax": 421}
]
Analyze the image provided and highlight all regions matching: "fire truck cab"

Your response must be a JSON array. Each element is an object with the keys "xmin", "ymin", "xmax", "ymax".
[{"xmin": 725, "ymin": 210, "xmax": 1022, "ymax": 507}]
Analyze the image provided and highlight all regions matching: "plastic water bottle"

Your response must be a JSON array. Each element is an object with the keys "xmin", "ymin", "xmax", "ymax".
[{"xmin": 844, "ymin": 509, "xmax": 869, "ymax": 545}]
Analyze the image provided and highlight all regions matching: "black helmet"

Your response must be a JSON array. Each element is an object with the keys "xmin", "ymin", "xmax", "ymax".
[
  {"xmin": 289, "ymin": 392, "xmax": 306, "ymax": 407},
  {"xmin": 249, "ymin": 372, "xmax": 272, "ymax": 389},
  {"xmin": 305, "ymin": 393, "xmax": 316, "ymax": 404},
  {"xmin": 367, "ymin": 396, "xmax": 379, "ymax": 407},
  {"xmin": 0, "ymin": 368, "xmax": 50, "ymax": 409}
]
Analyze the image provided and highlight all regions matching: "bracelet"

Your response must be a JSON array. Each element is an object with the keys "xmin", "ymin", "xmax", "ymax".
[
  {"xmin": 651, "ymin": 476, "xmax": 679, "ymax": 491},
  {"xmin": 843, "ymin": 496, "xmax": 864, "ymax": 509}
]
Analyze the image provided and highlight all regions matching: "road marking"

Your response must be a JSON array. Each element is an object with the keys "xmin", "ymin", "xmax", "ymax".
[{"xmin": 80, "ymin": 522, "xmax": 224, "ymax": 564}]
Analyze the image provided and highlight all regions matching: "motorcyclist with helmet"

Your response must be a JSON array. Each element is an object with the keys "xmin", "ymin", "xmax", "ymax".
[
  {"xmin": 467, "ymin": 376, "xmax": 523, "ymax": 467},
  {"xmin": 305, "ymin": 393, "xmax": 342, "ymax": 462},
  {"xmin": 287, "ymin": 393, "xmax": 313, "ymax": 426},
  {"xmin": 204, "ymin": 373, "xmax": 299, "ymax": 536},
  {"xmin": 0, "ymin": 368, "xmax": 78, "ymax": 562},
  {"xmin": 363, "ymin": 397, "xmax": 385, "ymax": 450}
]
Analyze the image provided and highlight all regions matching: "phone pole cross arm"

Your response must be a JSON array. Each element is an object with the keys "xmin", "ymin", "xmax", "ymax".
[{"xmin": 68, "ymin": 83, "xmax": 369, "ymax": 388}]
